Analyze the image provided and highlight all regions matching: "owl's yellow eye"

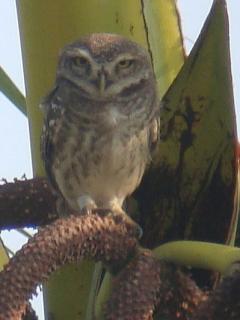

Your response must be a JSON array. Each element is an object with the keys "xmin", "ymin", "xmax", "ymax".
[
  {"xmin": 72, "ymin": 56, "xmax": 89, "ymax": 67},
  {"xmin": 117, "ymin": 59, "xmax": 134, "ymax": 69}
]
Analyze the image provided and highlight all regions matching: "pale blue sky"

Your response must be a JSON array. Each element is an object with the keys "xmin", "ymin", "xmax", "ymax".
[{"xmin": 0, "ymin": 1, "xmax": 239, "ymax": 318}]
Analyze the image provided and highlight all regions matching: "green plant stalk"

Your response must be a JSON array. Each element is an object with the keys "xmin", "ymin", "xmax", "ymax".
[
  {"xmin": 229, "ymin": 169, "xmax": 240, "ymax": 245},
  {"xmin": 154, "ymin": 241, "xmax": 240, "ymax": 274},
  {"xmin": 0, "ymin": 66, "xmax": 26, "ymax": 115},
  {"xmin": 95, "ymin": 272, "xmax": 112, "ymax": 320}
]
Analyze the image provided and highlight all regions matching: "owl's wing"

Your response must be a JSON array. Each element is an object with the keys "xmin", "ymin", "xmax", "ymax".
[{"xmin": 40, "ymin": 86, "xmax": 64, "ymax": 197}]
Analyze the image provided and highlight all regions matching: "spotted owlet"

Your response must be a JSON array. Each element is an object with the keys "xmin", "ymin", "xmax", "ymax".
[{"xmin": 41, "ymin": 33, "xmax": 159, "ymax": 217}]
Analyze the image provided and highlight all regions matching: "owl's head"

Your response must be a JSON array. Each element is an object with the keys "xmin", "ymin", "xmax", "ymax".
[{"xmin": 56, "ymin": 33, "xmax": 155, "ymax": 100}]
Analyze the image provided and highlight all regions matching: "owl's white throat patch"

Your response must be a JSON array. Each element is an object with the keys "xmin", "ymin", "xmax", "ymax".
[{"xmin": 106, "ymin": 106, "xmax": 124, "ymax": 129}]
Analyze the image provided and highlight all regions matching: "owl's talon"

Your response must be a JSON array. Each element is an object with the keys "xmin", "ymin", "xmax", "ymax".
[
  {"xmin": 77, "ymin": 195, "xmax": 97, "ymax": 215},
  {"xmin": 98, "ymin": 208, "xmax": 143, "ymax": 239},
  {"xmin": 80, "ymin": 207, "xmax": 93, "ymax": 215},
  {"xmin": 93, "ymin": 208, "xmax": 113, "ymax": 216}
]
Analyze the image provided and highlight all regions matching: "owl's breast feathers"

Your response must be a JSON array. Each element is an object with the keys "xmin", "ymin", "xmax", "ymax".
[{"xmin": 41, "ymin": 84, "xmax": 159, "ymax": 210}]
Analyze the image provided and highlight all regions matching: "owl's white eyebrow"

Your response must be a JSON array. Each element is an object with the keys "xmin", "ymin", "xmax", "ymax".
[
  {"xmin": 113, "ymin": 53, "xmax": 136, "ymax": 63},
  {"xmin": 66, "ymin": 49, "xmax": 91, "ymax": 60}
]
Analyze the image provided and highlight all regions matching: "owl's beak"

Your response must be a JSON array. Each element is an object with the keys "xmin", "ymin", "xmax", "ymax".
[{"xmin": 95, "ymin": 66, "xmax": 110, "ymax": 95}]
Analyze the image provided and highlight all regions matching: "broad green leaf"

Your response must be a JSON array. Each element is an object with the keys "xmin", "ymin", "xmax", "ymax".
[
  {"xmin": 0, "ymin": 66, "xmax": 26, "ymax": 115},
  {"xmin": 135, "ymin": 0, "xmax": 238, "ymax": 250},
  {"xmin": 142, "ymin": 0, "xmax": 185, "ymax": 96}
]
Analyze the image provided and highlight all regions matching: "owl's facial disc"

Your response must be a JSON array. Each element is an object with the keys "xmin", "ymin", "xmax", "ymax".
[{"xmin": 59, "ymin": 47, "xmax": 152, "ymax": 100}]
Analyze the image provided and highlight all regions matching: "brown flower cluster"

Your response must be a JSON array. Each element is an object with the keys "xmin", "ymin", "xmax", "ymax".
[
  {"xmin": 0, "ymin": 178, "xmax": 240, "ymax": 320},
  {"xmin": 0, "ymin": 213, "xmax": 138, "ymax": 319},
  {"xmin": 0, "ymin": 177, "xmax": 57, "ymax": 229}
]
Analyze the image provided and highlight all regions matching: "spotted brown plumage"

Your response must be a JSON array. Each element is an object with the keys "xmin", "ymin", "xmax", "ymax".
[{"xmin": 41, "ymin": 33, "xmax": 159, "ymax": 216}]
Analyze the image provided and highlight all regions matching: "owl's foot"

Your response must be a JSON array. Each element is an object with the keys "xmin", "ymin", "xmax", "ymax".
[
  {"xmin": 94, "ymin": 207, "xmax": 143, "ymax": 239},
  {"xmin": 80, "ymin": 206, "xmax": 96, "ymax": 215},
  {"xmin": 111, "ymin": 210, "xmax": 143, "ymax": 239},
  {"xmin": 115, "ymin": 206, "xmax": 143, "ymax": 239},
  {"xmin": 77, "ymin": 195, "xmax": 97, "ymax": 215}
]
